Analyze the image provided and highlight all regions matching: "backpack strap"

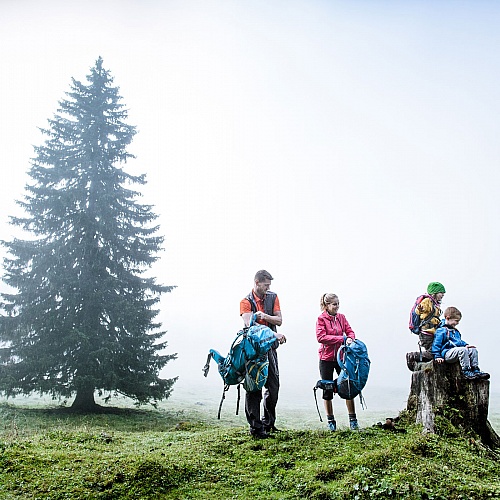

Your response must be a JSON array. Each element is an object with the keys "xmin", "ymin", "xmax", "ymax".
[
  {"xmin": 217, "ymin": 384, "xmax": 230, "ymax": 420},
  {"xmin": 246, "ymin": 292, "xmax": 257, "ymax": 316},
  {"xmin": 337, "ymin": 334, "xmax": 348, "ymax": 369},
  {"xmin": 217, "ymin": 382, "xmax": 243, "ymax": 419},
  {"xmin": 359, "ymin": 391, "xmax": 367, "ymax": 410},
  {"xmin": 216, "ymin": 383, "xmax": 243, "ymax": 420},
  {"xmin": 313, "ymin": 380, "xmax": 338, "ymax": 422},
  {"xmin": 313, "ymin": 384, "xmax": 323, "ymax": 422},
  {"xmin": 419, "ymin": 310, "xmax": 435, "ymax": 330},
  {"xmin": 236, "ymin": 383, "xmax": 241, "ymax": 415},
  {"xmin": 202, "ymin": 352, "xmax": 212, "ymax": 377}
]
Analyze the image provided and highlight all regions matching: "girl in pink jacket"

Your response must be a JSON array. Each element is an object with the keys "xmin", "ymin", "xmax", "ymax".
[{"xmin": 316, "ymin": 293, "xmax": 358, "ymax": 431}]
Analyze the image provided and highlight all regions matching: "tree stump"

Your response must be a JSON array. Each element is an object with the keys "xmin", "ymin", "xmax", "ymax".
[{"xmin": 406, "ymin": 358, "xmax": 500, "ymax": 447}]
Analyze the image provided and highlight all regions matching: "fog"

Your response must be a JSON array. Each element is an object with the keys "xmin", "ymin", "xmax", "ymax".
[{"xmin": 1, "ymin": 1, "xmax": 499, "ymax": 419}]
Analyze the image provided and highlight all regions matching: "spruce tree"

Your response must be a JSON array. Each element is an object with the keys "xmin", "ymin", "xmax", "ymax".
[{"xmin": 0, "ymin": 58, "xmax": 177, "ymax": 411}]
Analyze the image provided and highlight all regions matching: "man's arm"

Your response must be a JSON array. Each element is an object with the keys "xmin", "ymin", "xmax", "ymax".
[
  {"xmin": 242, "ymin": 312, "xmax": 253, "ymax": 327},
  {"xmin": 254, "ymin": 310, "xmax": 282, "ymax": 327},
  {"xmin": 263, "ymin": 311, "xmax": 286, "ymax": 343}
]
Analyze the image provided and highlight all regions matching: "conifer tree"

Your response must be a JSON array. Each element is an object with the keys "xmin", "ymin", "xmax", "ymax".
[{"xmin": 0, "ymin": 58, "xmax": 177, "ymax": 411}]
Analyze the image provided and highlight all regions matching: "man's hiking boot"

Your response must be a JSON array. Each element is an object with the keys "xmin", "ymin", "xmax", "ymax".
[
  {"xmin": 250, "ymin": 428, "xmax": 269, "ymax": 439},
  {"xmin": 462, "ymin": 370, "xmax": 478, "ymax": 380},
  {"xmin": 327, "ymin": 419, "xmax": 336, "ymax": 432},
  {"xmin": 349, "ymin": 419, "xmax": 359, "ymax": 431},
  {"xmin": 472, "ymin": 367, "xmax": 490, "ymax": 380},
  {"xmin": 264, "ymin": 425, "xmax": 281, "ymax": 433}
]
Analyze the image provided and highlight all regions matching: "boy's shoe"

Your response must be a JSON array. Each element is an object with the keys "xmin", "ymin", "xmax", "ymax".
[
  {"xmin": 472, "ymin": 368, "xmax": 490, "ymax": 380},
  {"xmin": 327, "ymin": 419, "xmax": 337, "ymax": 432},
  {"xmin": 349, "ymin": 419, "xmax": 359, "ymax": 431},
  {"xmin": 462, "ymin": 370, "xmax": 478, "ymax": 380}
]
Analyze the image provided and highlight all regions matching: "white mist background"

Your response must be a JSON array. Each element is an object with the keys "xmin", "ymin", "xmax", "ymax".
[{"xmin": 1, "ymin": 0, "xmax": 499, "ymax": 426}]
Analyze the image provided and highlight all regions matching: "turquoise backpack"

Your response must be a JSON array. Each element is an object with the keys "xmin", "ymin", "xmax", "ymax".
[
  {"xmin": 202, "ymin": 316, "xmax": 276, "ymax": 418},
  {"xmin": 336, "ymin": 337, "xmax": 370, "ymax": 401},
  {"xmin": 314, "ymin": 336, "xmax": 371, "ymax": 421}
]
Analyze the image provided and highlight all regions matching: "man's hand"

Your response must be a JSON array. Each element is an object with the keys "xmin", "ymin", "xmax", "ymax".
[
  {"xmin": 276, "ymin": 332, "xmax": 287, "ymax": 344},
  {"xmin": 253, "ymin": 310, "xmax": 282, "ymax": 327},
  {"xmin": 255, "ymin": 311, "xmax": 266, "ymax": 321}
]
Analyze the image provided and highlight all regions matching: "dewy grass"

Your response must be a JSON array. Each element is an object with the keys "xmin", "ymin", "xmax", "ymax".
[{"xmin": 0, "ymin": 402, "xmax": 499, "ymax": 499}]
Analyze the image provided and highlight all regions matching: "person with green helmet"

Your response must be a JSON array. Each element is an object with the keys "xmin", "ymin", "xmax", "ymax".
[
  {"xmin": 406, "ymin": 282, "xmax": 446, "ymax": 371},
  {"xmin": 417, "ymin": 281, "xmax": 446, "ymax": 352}
]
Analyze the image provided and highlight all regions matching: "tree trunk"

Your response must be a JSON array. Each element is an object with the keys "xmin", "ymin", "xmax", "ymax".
[
  {"xmin": 406, "ymin": 359, "xmax": 500, "ymax": 447},
  {"xmin": 71, "ymin": 386, "xmax": 99, "ymax": 412}
]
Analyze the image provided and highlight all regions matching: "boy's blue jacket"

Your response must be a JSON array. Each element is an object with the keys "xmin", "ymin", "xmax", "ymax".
[{"xmin": 431, "ymin": 324, "xmax": 468, "ymax": 359}]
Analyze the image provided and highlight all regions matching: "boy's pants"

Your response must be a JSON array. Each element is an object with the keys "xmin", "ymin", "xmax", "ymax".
[
  {"xmin": 444, "ymin": 346, "xmax": 479, "ymax": 371},
  {"xmin": 245, "ymin": 348, "xmax": 279, "ymax": 432}
]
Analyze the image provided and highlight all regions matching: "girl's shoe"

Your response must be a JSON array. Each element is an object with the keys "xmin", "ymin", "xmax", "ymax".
[
  {"xmin": 327, "ymin": 419, "xmax": 336, "ymax": 431},
  {"xmin": 349, "ymin": 419, "xmax": 359, "ymax": 430}
]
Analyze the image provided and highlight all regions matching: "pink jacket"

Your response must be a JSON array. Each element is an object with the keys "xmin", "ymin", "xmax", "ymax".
[{"xmin": 316, "ymin": 311, "xmax": 355, "ymax": 361}]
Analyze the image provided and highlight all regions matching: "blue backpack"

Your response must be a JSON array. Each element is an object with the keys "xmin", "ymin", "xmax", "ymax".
[
  {"xmin": 202, "ymin": 318, "xmax": 277, "ymax": 418},
  {"xmin": 336, "ymin": 338, "xmax": 370, "ymax": 401},
  {"xmin": 314, "ymin": 336, "xmax": 371, "ymax": 421}
]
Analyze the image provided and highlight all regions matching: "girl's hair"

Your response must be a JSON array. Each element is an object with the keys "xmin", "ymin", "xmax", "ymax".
[{"xmin": 320, "ymin": 293, "xmax": 339, "ymax": 311}]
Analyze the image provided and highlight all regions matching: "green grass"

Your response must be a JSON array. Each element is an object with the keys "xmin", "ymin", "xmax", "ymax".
[{"xmin": 0, "ymin": 401, "xmax": 499, "ymax": 499}]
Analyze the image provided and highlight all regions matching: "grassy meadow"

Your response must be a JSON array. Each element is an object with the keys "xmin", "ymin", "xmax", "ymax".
[{"xmin": 0, "ymin": 386, "xmax": 499, "ymax": 499}]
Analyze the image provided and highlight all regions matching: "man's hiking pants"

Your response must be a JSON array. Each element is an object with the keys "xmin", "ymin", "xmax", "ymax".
[{"xmin": 245, "ymin": 347, "xmax": 280, "ymax": 432}]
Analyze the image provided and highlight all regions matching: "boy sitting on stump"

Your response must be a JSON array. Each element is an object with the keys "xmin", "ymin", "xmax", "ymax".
[{"xmin": 432, "ymin": 306, "xmax": 490, "ymax": 380}]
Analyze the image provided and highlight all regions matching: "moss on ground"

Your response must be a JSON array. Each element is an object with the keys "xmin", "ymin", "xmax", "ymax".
[{"xmin": 0, "ymin": 402, "xmax": 498, "ymax": 499}]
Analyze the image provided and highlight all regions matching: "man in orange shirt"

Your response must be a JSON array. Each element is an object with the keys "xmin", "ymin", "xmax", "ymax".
[{"xmin": 240, "ymin": 270, "xmax": 286, "ymax": 438}]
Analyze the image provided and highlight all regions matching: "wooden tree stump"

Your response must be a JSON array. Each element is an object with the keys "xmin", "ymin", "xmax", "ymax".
[{"xmin": 406, "ymin": 358, "xmax": 500, "ymax": 447}]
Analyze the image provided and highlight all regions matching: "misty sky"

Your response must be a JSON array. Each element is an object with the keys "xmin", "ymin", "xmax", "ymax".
[{"xmin": 1, "ymin": 1, "xmax": 499, "ymax": 416}]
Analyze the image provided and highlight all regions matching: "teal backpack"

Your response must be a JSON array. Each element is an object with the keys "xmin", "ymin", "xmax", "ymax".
[
  {"xmin": 336, "ymin": 337, "xmax": 370, "ymax": 401},
  {"xmin": 314, "ymin": 336, "xmax": 371, "ymax": 421},
  {"xmin": 202, "ymin": 316, "xmax": 276, "ymax": 418}
]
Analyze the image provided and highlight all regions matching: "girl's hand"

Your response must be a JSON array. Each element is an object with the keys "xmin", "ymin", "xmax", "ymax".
[{"xmin": 346, "ymin": 338, "xmax": 353, "ymax": 345}]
